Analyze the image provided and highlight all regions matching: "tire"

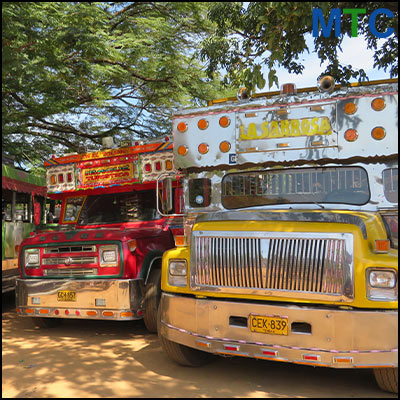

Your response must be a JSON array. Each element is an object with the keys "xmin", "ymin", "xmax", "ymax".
[
  {"xmin": 157, "ymin": 306, "xmax": 215, "ymax": 367},
  {"xmin": 373, "ymin": 367, "xmax": 398, "ymax": 394},
  {"xmin": 143, "ymin": 267, "xmax": 162, "ymax": 333},
  {"xmin": 31, "ymin": 317, "xmax": 61, "ymax": 329}
]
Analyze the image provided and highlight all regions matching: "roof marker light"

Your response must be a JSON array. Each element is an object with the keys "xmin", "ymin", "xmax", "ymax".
[
  {"xmin": 219, "ymin": 116, "xmax": 231, "ymax": 128},
  {"xmin": 344, "ymin": 102, "xmax": 357, "ymax": 115},
  {"xmin": 371, "ymin": 98, "xmax": 385, "ymax": 111},
  {"xmin": 344, "ymin": 129, "xmax": 358, "ymax": 142},
  {"xmin": 198, "ymin": 143, "xmax": 209, "ymax": 154},
  {"xmin": 198, "ymin": 119, "xmax": 209, "ymax": 130},
  {"xmin": 371, "ymin": 127, "xmax": 386, "ymax": 140},
  {"xmin": 177, "ymin": 122, "xmax": 188, "ymax": 133},
  {"xmin": 177, "ymin": 145, "xmax": 188, "ymax": 156},
  {"xmin": 219, "ymin": 141, "xmax": 231, "ymax": 153}
]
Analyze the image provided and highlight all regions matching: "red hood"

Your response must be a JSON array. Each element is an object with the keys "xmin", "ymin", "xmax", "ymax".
[{"xmin": 23, "ymin": 220, "xmax": 169, "ymax": 246}]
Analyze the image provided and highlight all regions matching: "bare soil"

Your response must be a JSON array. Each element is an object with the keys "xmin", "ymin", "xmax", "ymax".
[{"xmin": 2, "ymin": 292, "xmax": 396, "ymax": 398}]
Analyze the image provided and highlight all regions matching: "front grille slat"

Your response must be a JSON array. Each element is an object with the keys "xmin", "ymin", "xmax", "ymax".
[{"xmin": 192, "ymin": 233, "xmax": 353, "ymax": 299}]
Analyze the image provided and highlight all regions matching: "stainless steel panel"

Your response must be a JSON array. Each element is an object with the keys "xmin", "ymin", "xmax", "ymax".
[{"xmin": 159, "ymin": 293, "xmax": 398, "ymax": 368}]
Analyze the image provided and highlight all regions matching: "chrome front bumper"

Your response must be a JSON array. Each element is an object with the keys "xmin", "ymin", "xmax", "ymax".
[
  {"xmin": 159, "ymin": 293, "xmax": 398, "ymax": 368},
  {"xmin": 16, "ymin": 278, "xmax": 145, "ymax": 320}
]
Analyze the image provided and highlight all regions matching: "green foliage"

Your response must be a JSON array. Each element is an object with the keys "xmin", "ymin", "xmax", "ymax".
[
  {"xmin": 2, "ymin": 2, "xmax": 230, "ymax": 168},
  {"xmin": 201, "ymin": 2, "xmax": 398, "ymax": 90}
]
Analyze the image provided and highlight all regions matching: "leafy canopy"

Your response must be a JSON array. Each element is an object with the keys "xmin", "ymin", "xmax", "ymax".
[
  {"xmin": 2, "ymin": 2, "xmax": 233, "ymax": 171},
  {"xmin": 201, "ymin": 2, "xmax": 398, "ymax": 90}
]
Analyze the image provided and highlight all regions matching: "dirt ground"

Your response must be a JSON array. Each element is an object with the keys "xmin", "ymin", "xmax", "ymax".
[{"xmin": 2, "ymin": 292, "xmax": 397, "ymax": 398}]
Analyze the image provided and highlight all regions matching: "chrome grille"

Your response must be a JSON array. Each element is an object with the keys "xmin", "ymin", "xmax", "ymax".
[
  {"xmin": 43, "ymin": 268, "xmax": 98, "ymax": 277},
  {"xmin": 44, "ymin": 245, "xmax": 96, "ymax": 254},
  {"xmin": 42, "ymin": 257, "xmax": 98, "ymax": 265},
  {"xmin": 191, "ymin": 231, "xmax": 354, "ymax": 300}
]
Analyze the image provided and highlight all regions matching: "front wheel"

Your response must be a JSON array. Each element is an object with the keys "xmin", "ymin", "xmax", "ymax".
[
  {"xmin": 143, "ymin": 268, "xmax": 162, "ymax": 333},
  {"xmin": 373, "ymin": 367, "xmax": 398, "ymax": 393},
  {"xmin": 157, "ymin": 306, "xmax": 215, "ymax": 367}
]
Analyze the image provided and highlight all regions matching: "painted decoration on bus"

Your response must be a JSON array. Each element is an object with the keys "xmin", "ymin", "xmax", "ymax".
[
  {"xmin": 46, "ymin": 164, "xmax": 76, "ymax": 193},
  {"xmin": 78, "ymin": 162, "xmax": 139, "ymax": 189},
  {"xmin": 239, "ymin": 117, "xmax": 332, "ymax": 141}
]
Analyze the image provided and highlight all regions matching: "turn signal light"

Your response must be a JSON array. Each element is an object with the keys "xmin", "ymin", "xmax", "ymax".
[
  {"xmin": 371, "ymin": 98, "xmax": 385, "ymax": 111},
  {"xmin": 177, "ymin": 122, "xmax": 187, "ymax": 133},
  {"xmin": 344, "ymin": 129, "xmax": 358, "ymax": 142},
  {"xmin": 198, "ymin": 143, "xmax": 209, "ymax": 154},
  {"xmin": 197, "ymin": 119, "xmax": 209, "ymax": 130},
  {"xmin": 375, "ymin": 239, "xmax": 390, "ymax": 253},
  {"xmin": 371, "ymin": 127, "xmax": 386, "ymax": 140},
  {"xmin": 344, "ymin": 102, "xmax": 357, "ymax": 115},
  {"xmin": 175, "ymin": 235, "xmax": 185, "ymax": 246}
]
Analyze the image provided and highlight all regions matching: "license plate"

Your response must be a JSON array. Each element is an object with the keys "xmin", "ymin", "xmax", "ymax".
[
  {"xmin": 57, "ymin": 291, "xmax": 76, "ymax": 302},
  {"xmin": 249, "ymin": 314, "xmax": 288, "ymax": 336}
]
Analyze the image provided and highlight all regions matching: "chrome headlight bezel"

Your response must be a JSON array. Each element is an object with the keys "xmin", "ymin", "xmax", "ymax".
[
  {"xmin": 168, "ymin": 259, "xmax": 188, "ymax": 287},
  {"xmin": 99, "ymin": 245, "xmax": 119, "ymax": 267},
  {"xmin": 24, "ymin": 248, "xmax": 41, "ymax": 269},
  {"xmin": 366, "ymin": 268, "xmax": 397, "ymax": 301}
]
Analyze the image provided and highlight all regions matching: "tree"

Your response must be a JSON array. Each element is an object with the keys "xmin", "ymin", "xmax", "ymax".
[
  {"xmin": 201, "ymin": 2, "xmax": 398, "ymax": 90},
  {"xmin": 2, "ymin": 2, "xmax": 233, "ymax": 171}
]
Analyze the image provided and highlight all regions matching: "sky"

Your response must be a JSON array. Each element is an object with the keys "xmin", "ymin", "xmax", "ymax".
[{"xmin": 262, "ymin": 34, "xmax": 392, "ymax": 91}]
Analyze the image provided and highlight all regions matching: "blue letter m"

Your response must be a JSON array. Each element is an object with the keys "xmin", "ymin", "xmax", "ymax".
[{"xmin": 312, "ymin": 8, "xmax": 341, "ymax": 37}]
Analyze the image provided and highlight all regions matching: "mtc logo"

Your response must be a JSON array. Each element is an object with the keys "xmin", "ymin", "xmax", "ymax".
[{"xmin": 312, "ymin": 8, "xmax": 394, "ymax": 38}]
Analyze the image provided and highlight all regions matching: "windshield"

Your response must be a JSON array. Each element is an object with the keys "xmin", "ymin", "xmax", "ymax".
[
  {"xmin": 78, "ymin": 190, "xmax": 159, "ymax": 225},
  {"xmin": 222, "ymin": 167, "xmax": 370, "ymax": 209}
]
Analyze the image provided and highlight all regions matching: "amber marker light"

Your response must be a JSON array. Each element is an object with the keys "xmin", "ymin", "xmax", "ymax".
[
  {"xmin": 219, "ymin": 141, "xmax": 231, "ymax": 153},
  {"xmin": 197, "ymin": 119, "xmax": 209, "ymax": 130},
  {"xmin": 121, "ymin": 311, "xmax": 133, "ymax": 318},
  {"xmin": 344, "ymin": 129, "xmax": 358, "ymax": 142},
  {"xmin": 371, "ymin": 127, "xmax": 386, "ymax": 140},
  {"xmin": 198, "ymin": 143, "xmax": 209, "ymax": 154},
  {"xmin": 219, "ymin": 116, "xmax": 231, "ymax": 128},
  {"xmin": 175, "ymin": 235, "xmax": 185, "ymax": 246},
  {"xmin": 177, "ymin": 145, "xmax": 188, "ymax": 156},
  {"xmin": 165, "ymin": 160, "xmax": 173, "ymax": 170},
  {"xmin": 375, "ymin": 239, "xmax": 390, "ymax": 253},
  {"xmin": 371, "ymin": 98, "xmax": 385, "ymax": 111},
  {"xmin": 344, "ymin": 102, "xmax": 357, "ymax": 115},
  {"xmin": 177, "ymin": 122, "xmax": 188, "ymax": 133}
]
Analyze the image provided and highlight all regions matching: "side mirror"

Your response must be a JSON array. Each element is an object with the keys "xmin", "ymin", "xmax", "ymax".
[
  {"xmin": 157, "ymin": 174, "xmax": 174, "ymax": 216},
  {"xmin": 162, "ymin": 177, "xmax": 173, "ymax": 213}
]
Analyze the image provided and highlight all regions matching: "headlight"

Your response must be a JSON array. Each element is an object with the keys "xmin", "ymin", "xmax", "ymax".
[
  {"xmin": 99, "ymin": 245, "xmax": 119, "ymax": 267},
  {"xmin": 24, "ymin": 249, "xmax": 40, "ymax": 268},
  {"xmin": 366, "ymin": 268, "xmax": 397, "ymax": 301},
  {"xmin": 168, "ymin": 260, "xmax": 187, "ymax": 287}
]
